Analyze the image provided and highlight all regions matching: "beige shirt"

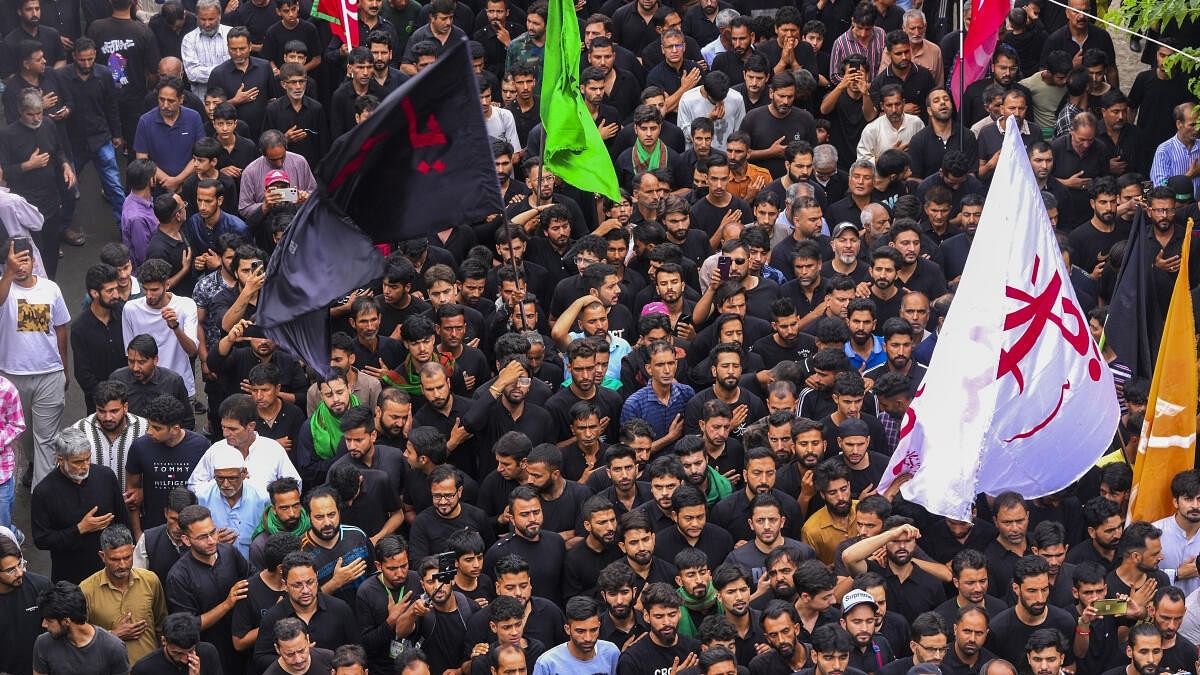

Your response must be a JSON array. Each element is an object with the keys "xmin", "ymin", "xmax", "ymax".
[{"xmin": 80, "ymin": 567, "xmax": 168, "ymax": 664}]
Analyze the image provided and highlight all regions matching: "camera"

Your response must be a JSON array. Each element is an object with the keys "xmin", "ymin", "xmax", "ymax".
[{"xmin": 432, "ymin": 550, "xmax": 457, "ymax": 584}]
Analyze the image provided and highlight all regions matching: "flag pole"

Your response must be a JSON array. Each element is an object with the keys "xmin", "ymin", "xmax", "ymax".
[
  {"xmin": 957, "ymin": 0, "xmax": 965, "ymax": 151},
  {"xmin": 1039, "ymin": 0, "xmax": 1200, "ymax": 64},
  {"xmin": 341, "ymin": 0, "xmax": 355, "ymax": 48}
]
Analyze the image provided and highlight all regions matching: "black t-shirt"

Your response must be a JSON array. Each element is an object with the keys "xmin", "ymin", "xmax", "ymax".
[
  {"xmin": 418, "ymin": 604, "xmax": 470, "ymax": 674},
  {"xmin": 125, "ymin": 431, "xmax": 210, "ymax": 529},
  {"xmin": 541, "ymin": 480, "xmax": 595, "ymax": 535},
  {"xmin": 618, "ymin": 634, "xmax": 701, "ymax": 675},
  {"xmin": 0, "ymin": 570, "xmax": 52, "ymax": 675},
  {"xmin": 231, "ymin": 572, "xmax": 286, "ymax": 640},
  {"xmin": 985, "ymin": 606, "xmax": 1077, "ymax": 665},
  {"xmin": 689, "ymin": 195, "xmax": 752, "ymax": 237},
  {"xmin": 261, "ymin": 20, "xmax": 320, "ymax": 66},
  {"xmin": 464, "ymin": 596, "xmax": 566, "ymax": 649},
  {"xmin": 738, "ymin": 107, "xmax": 818, "ymax": 177},
  {"xmin": 86, "ymin": 17, "xmax": 159, "ymax": 100},
  {"xmin": 133, "ymin": 642, "xmax": 223, "ymax": 675},
  {"xmin": 264, "ymin": 647, "xmax": 335, "ymax": 675},
  {"xmin": 1067, "ymin": 222, "xmax": 1129, "ymax": 274},
  {"xmin": 483, "ymin": 533, "xmax": 567, "ymax": 605}
]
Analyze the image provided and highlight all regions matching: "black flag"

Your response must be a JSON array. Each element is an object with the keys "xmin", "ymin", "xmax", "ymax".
[
  {"xmin": 1105, "ymin": 209, "xmax": 1158, "ymax": 378},
  {"xmin": 258, "ymin": 38, "xmax": 503, "ymax": 375},
  {"xmin": 318, "ymin": 37, "xmax": 503, "ymax": 239}
]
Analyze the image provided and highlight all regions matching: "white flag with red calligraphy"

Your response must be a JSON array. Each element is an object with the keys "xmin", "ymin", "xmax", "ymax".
[{"xmin": 876, "ymin": 117, "xmax": 1120, "ymax": 520}]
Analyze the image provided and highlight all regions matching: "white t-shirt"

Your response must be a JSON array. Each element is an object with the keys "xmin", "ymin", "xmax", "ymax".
[
  {"xmin": 0, "ymin": 276, "xmax": 70, "ymax": 375},
  {"xmin": 121, "ymin": 294, "xmax": 200, "ymax": 396},
  {"xmin": 484, "ymin": 105, "xmax": 523, "ymax": 153},
  {"xmin": 188, "ymin": 435, "xmax": 302, "ymax": 494}
]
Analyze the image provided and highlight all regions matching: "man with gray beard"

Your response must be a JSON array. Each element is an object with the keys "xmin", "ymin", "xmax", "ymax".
[{"xmin": 32, "ymin": 428, "xmax": 130, "ymax": 583}]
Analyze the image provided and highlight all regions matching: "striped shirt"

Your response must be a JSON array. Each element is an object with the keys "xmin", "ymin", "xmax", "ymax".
[
  {"xmin": 829, "ymin": 26, "xmax": 886, "ymax": 83},
  {"xmin": 69, "ymin": 412, "xmax": 148, "ymax": 493},
  {"xmin": 0, "ymin": 374, "xmax": 24, "ymax": 484},
  {"xmin": 180, "ymin": 25, "xmax": 231, "ymax": 96},
  {"xmin": 1151, "ymin": 135, "xmax": 1200, "ymax": 195}
]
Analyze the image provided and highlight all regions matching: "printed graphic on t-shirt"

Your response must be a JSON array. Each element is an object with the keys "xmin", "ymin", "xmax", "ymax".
[
  {"xmin": 16, "ymin": 299, "xmax": 50, "ymax": 332},
  {"xmin": 106, "ymin": 51, "xmax": 129, "ymax": 87}
]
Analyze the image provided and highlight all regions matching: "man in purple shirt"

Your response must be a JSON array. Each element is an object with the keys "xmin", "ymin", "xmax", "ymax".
[{"xmin": 120, "ymin": 158, "xmax": 158, "ymax": 268}]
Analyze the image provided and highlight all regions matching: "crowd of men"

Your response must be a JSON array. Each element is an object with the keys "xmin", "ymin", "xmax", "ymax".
[{"xmin": 0, "ymin": 0, "xmax": 1197, "ymax": 673}]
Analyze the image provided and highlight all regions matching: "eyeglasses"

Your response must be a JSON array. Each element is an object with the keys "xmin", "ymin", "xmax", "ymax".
[
  {"xmin": 730, "ymin": 258, "xmax": 747, "ymax": 265},
  {"xmin": 917, "ymin": 645, "xmax": 950, "ymax": 655},
  {"xmin": 516, "ymin": 376, "xmax": 532, "ymax": 387},
  {"xmin": 431, "ymin": 492, "xmax": 459, "ymax": 502},
  {"xmin": 664, "ymin": 43, "xmax": 685, "ymax": 50},
  {"xmin": 287, "ymin": 579, "xmax": 318, "ymax": 590},
  {"xmin": 214, "ymin": 475, "xmax": 241, "ymax": 484},
  {"xmin": 0, "ymin": 559, "xmax": 26, "ymax": 575}
]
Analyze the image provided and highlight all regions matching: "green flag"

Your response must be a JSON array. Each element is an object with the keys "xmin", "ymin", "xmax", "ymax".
[{"xmin": 539, "ymin": 0, "xmax": 622, "ymax": 201}]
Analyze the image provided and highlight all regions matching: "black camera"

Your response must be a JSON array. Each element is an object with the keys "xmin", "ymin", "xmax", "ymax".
[{"xmin": 432, "ymin": 550, "xmax": 457, "ymax": 584}]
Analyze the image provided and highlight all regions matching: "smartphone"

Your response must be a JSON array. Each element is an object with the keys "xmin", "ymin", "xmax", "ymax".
[
  {"xmin": 1142, "ymin": 180, "xmax": 1154, "ymax": 198},
  {"xmin": 242, "ymin": 324, "xmax": 268, "ymax": 339},
  {"xmin": 717, "ymin": 255, "xmax": 732, "ymax": 281},
  {"xmin": 1092, "ymin": 599, "xmax": 1127, "ymax": 616},
  {"xmin": 11, "ymin": 237, "xmax": 32, "ymax": 255},
  {"xmin": 274, "ymin": 187, "xmax": 299, "ymax": 203},
  {"xmin": 251, "ymin": 260, "xmax": 264, "ymax": 273}
]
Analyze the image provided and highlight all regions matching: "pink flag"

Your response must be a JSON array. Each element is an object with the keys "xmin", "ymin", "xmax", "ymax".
[
  {"xmin": 951, "ymin": 0, "xmax": 1012, "ymax": 108},
  {"xmin": 876, "ymin": 118, "xmax": 1120, "ymax": 520}
]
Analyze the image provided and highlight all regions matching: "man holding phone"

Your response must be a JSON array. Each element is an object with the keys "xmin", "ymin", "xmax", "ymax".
[{"xmin": 0, "ymin": 237, "xmax": 70, "ymax": 487}]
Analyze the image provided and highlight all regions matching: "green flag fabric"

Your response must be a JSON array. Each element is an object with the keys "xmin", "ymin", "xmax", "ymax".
[{"xmin": 539, "ymin": 0, "xmax": 622, "ymax": 201}]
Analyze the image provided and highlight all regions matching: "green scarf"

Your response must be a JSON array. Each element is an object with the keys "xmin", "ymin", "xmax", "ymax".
[
  {"xmin": 677, "ymin": 582, "xmax": 718, "ymax": 638},
  {"xmin": 381, "ymin": 354, "xmax": 456, "ymax": 394},
  {"xmin": 633, "ymin": 139, "xmax": 666, "ymax": 172},
  {"xmin": 310, "ymin": 393, "xmax": 360, "ymax": 459},
  {"xmin": 252, "ymin": 503, "xmax": 312, "ymax": 538},
  {"xmin": 704, "ymin": 465, "xmax": 734, "ymax": 505}
]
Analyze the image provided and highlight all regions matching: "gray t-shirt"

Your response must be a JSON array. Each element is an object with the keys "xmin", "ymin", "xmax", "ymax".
[{"xmin": 33, "ymin": 625, "xmax": 129, "ymax": 675}]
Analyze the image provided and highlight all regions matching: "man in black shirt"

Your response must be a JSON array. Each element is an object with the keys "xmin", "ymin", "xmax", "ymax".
[
  {"xmin": 165, "ymin": 504, "xmax": 250, "ymax": 675},
  {"xmin": 263, "ymin": 619, "xmax": 336, "ymax": 675},
  {"xmin": 940, "ymin": 607, "xmax": 996, "ymax": 675},
  {"xmin": 1066, "ymin": 497, "xmax": 1122, "ymax": 571},
  {"xmin": 408, "ymin": 464, "xmax": 493, "ymax": 562},
  {"xmin": 86, "ymin": 0, "xmax": 159, "ymax": 144},
  {"xmin": 355, "ymin": 535, "xmax": 420, "ymax": 675},
  {"xmin": 483, "ymin": 486, "xmax": 566, "ymax": 605},
  {"xmin": 0, "ymin": 86, "xmax": 74, "ymax": 278},
  {"xmin": 0, "ymin": 535, "xmax": 52, "ymax": 675},
  {"xmin": 463, "ymin": 554, "xmax": 566, "ymax": 650},
  {"xmin": 463, "ymin": 357, "xmax": 553, "ymax": 452},
  {"xmin": 404, "ymin": 556, "xmax": 477, "ymax": 674},
  {"xmin": 749, "ymin": 600, "xmax": 813, "ymax": 675},
  {"xmin": 618, "ymin": 581, "xmax": 701, "ymax": 675},
  {"xmin": 523, "ymin": 443, "xmax": 594, "ymax": 545},
  {"xmin": 984, "ymin": 556, "xmax": 1077, "ymax": 665},
  {"xmin": 207, "ymin": 27, "xmax": 276, "ymax": 138},
  {"xmin": 56, "ymin": 37, "xmax": 124, "ymax": 227},
  {"xmin": 654, "ymin": 484, "xmax": 734, "ymax": 570},
  {"xmin": 739, "ymin": 70, "xmax": 818, "ymax": 177},
  {"xmin": 597, "ymin": 562, "xmax": 647, "ymax": 646},
  {"xmin": 125, "ymin": 395, "xmax": 208, "ymax": 532},
  {"xmin": 563, "ymin": 496, "xmax": 622, "ymax": 599},
  {"xmin": 843, "ymin": 519, "xmax": 947, "ymax": 624},
  {"xmin": 132, "ymin": 611, "xmax": 223, "ymax": 675},
  {"xmin": 253, "ymin": 551, "xmax": 360, "ymax": 673}
]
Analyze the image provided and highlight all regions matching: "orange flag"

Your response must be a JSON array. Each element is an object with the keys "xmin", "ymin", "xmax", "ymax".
[{"xmin": 1129, "ymin": 220, "xmax": 1198, "ymax": 522}]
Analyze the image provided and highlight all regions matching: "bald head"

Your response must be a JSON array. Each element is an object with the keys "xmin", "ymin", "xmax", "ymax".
[
  {"xmin": 159, "ymin": 57, "xmax": 183, "ymax": 78},
  {"xmin": 983, "ymin": 659, "xmax": 1017, "ymax": 675}
]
